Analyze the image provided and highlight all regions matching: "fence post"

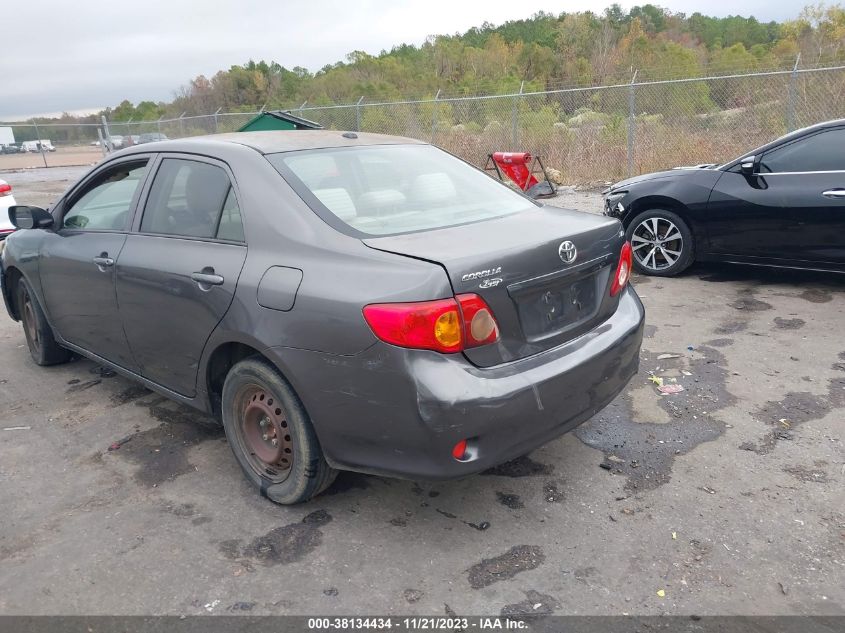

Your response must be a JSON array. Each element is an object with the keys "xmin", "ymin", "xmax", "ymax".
[
  {"xmin": 298, "ymin": 101, "xmax": 307, "ymax": 118},
  {"xmin": 511, "ymin": 81, "xmax": 524, "ymax": 147},
  {"xmin": 101, "ymin": 116, "xmax": 113, "ymax": 152},
  {"xmin": 431, "ymin": 90, "xmax": 441, "ymax": 143},
  {"xmin": 157, "ymin": 116, "xmax": 163, "ymax": 135},
  {"xmin": 32, "ymin": 121, "xmax": 48, "ymax": 168},
  {"xmin": 786, "ymin": 54, "xmax": 801, "ymax": 132},
  {"xmin": 355, "ymin": 96, "xmax": 364, "ymax": 132},
  {"xmin": 96, "ymin": 128, "xmax": 108, "ymax": 158},
  {"xmin": 214, "ymin": 107, "xmax": 222, "ymax": 133},
  {"xmin": 178, "ymin": 112, "xmax": 186, "ymax": 137},
  {"xmin": 627, "ymin": 70, "xmax": 638, "ymax": 178}
]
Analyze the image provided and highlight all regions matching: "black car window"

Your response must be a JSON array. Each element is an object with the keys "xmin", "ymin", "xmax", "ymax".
[
  {"xmin": 216, "ymin": 187, "xmax": 245, "ymax": 242},
  {"xmin": 62, "ymin": 161, "xmax": 148, "ymax": 231},
  {"xmin": 141, "ymin": 159, "xmax": 231, "ymax": 239},
  {"xmin": 760, "ymin": 128, "xmax": 845, "ymax": 173}
]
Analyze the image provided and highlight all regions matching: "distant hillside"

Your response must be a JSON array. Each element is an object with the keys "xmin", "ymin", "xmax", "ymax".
[{"xmin": 23, "ymin": 3, "xmax": 845, "ymax": 124}]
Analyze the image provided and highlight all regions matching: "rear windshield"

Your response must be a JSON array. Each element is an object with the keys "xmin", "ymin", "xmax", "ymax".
[{"xmin": 266, "ymin": 144, "xmax": 536, "ymax": 236}]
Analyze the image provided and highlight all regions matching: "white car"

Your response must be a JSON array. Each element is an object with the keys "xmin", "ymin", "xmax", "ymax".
[{"xmin": 0, "ymin": 179, "xmax": 17, "ymax": 240}]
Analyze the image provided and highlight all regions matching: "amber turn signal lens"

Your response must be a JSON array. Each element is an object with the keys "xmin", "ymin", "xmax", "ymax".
[{"xmin": 434, "ymin": 310, "xmax": 462, "ymax": 349}]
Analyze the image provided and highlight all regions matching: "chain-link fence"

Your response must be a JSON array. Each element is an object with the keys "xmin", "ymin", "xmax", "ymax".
[{"xmin": 3, "ymin": 64, "xmax": 844, "ymax": 184}]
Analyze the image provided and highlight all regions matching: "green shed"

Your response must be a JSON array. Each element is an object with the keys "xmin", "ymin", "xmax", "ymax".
[{"xmin": 238, "ymin": 110, "xmax": 323, "ymax": 132}]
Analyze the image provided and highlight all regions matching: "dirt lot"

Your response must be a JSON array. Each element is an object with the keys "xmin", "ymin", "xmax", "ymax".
[
  {"xmin": 0, "ymin": 172, "xmax": 843, "ymax": 616},
  {"xmin": 0, "ymin": 145, "xmax": 103, "ymax": 171}
]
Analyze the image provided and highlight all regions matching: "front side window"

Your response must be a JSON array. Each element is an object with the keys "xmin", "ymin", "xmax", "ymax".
[
  {"xmin": 760, "ymin": 129, "xmax": 845, "ymax": 173},
  {"xmin": 62, "ymin": 161, "xmax": 148, "ymax": 231},
  {"xmin": 141, "ymin": 158, "xmax": 237, "ymax": 239},
  {"xmin": 267, "ymin": 145, "xmax": 536, "ymax": 236}
]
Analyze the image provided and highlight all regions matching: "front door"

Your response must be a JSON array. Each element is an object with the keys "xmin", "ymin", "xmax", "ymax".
[
  {"xmin": 115, "ymin": 155, "xmax": 247, "ymax": 397},
  {"xmin": 706, "ymin": 126, "xmax": 845, "ymax": 265},
  {"xmin": 39, "ymin": 159, "xmax": 151, "ymax": 370}
]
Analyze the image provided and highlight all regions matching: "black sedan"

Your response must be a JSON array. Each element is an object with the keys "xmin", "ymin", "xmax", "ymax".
[
  {"xmin": 604, "ymin": 118, "xmax": 845, "ymax": 276},
  {"xmin": 1, "ymin": 131, "xmax": 643, "ymax": 504}
]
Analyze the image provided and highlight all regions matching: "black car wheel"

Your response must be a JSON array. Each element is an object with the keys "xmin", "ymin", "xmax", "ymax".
[
  {"xmin": 17, "ymin": 279, "xmax": 71, "ymax": 365},
  {"xmin": 221, "ymin": 357, "xmax": 337, "ymax": 504},
  {"xmin": 626, "ymin": 209, "xmax": 694, "ymax": 276}
]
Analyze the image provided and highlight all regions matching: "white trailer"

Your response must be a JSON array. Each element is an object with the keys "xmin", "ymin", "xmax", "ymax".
[{"xmin": 0, "ymin": 127, "xmax": 14, "ymax": 147}]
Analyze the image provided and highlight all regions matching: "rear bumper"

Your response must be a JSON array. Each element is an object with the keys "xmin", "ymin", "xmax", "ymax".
[{"xmin": 270, "ymin": 286, "xmax": 644, "ymax": 480}]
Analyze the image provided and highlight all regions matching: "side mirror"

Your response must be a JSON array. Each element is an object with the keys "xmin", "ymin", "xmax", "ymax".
[
  {"xmin": 739, "ymin": 155, "xmax": 758, "ymax": 176},
  {"xmin": 9, "ymin": 205, "xmax": 54, "ymax": 230}
]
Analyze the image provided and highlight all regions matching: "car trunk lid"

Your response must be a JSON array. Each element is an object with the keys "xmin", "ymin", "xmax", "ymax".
[{"xmin": 363, "ymin": 205, "xmax": 626, "ymax": 367}]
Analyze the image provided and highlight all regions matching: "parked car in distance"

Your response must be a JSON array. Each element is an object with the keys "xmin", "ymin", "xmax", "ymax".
[
  {"xmin": 1, "ymin": 144, "xmax": 21, "ymax": 154},
  {"xmin": 0, "ymin": 179, "xmax": 17, "ymax": 240},
  {"xmin": 1, "ymin": 131, "xmax": 644, "ymax": 504},
  {"xmin": 604, "ymin": 118, "xmax": 845, "ymax": 276},
  {"xmin": 137, "ymin": 132, "xmax": 169, "ymax": 144},
  {"xmin": 20, "ymin": 140, "xmax": 56, "ymax": 153},
  {"xmin": 109, "ymin": 135, "xmax": 125, "ymax": 149}
]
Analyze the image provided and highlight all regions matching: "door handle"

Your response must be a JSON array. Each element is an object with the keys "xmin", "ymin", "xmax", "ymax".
[
  {"xmin": 822, "ymin": 189, "xmax": 845, "ymax": 198},
  {"xmin": 191, "ymin": 271, "xmax": 224, "ymax": 287},
  {"xmin": 93, "ymin": 254, "xmax": 114, "ymax": 268}
]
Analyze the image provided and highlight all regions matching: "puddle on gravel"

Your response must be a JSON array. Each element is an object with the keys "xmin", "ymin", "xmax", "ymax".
[
  {"xmin": 482, "ymin": 455, "xmax": 554, "ymax": 478},
  {"xmin": 112, "ymin": 404, "xmax": 221, "ymax": 487},
  {"xmin": 467, "ymin": 545, "xmax": 545, "ymax": 589},
  {"xmin": 799, "ymin": 289, "xmax": 832, "ymax": 303},
  {"xmin": 742, "ymin": 373, "xmax": 845, "ymax": 455},
  {"xmin": 575, "ymin": 345, "xmax": 733, "ymax": 492},
  {"xmin": 219, "ymin": 510, "xmax": 332, "ymax": 566},
  {"xmin": 496, "ymin": 492, "xmax": 524, "ymax": 509},
  {"xmin": 773, "ymin": 317, "xmax": 806, "ymax": 330}
]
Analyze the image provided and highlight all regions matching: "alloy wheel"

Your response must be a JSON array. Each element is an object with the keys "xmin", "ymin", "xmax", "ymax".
[{"xmin": 631, "ymin": 216, "xmax": 684, "ymax": 272}]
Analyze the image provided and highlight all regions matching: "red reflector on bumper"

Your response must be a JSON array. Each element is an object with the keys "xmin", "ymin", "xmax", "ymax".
[{"xmin": 452, "ymin": 439, "xmax": 468, "ymax": 460}]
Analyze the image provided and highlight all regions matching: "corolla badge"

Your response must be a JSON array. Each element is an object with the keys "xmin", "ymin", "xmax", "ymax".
[
  {"xmin": 461, "ymin": 266, "xmax": 502, "ymax": 282},
  {"xmin": 558, "ymin": 241, "xmax": 577, "ymax": 264}
]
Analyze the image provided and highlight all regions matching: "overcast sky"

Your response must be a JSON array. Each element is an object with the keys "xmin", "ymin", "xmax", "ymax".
[{"xmin": 2, "ymin": 0, "xmax": 804, "ymax": 120}]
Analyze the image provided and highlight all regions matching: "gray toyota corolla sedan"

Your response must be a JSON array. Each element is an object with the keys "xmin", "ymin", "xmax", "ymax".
[{"xmin": 1, "ymin": 131, "xmax": 644, "ymax": 504}]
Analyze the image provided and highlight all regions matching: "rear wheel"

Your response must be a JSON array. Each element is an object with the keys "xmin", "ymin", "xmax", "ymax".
[
  {"xmin": 625, "ymin": 209, "xmax": 694, "ymax": 277},
  {"xmin": 221, "ymin": 357, "xmax": 337, "ymax": 504},
  {"xmin": 17, "ymin": 279, "xmax": 71, "ymax": 366}
]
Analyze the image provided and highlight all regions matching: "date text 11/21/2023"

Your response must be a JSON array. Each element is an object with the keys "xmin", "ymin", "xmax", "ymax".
[{"xmin": 307, "ymin": 617, "xmax": 528, "ymax": 630}]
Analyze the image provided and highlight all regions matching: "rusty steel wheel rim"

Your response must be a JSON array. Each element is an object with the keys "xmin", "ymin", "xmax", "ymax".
[
  {"xmin": 236, "ymin": 384, "xmax": 293, "ymax": 482},
  {"xmin": 22, "ymin": 290, "xmax": 40, "ymax": 352}
]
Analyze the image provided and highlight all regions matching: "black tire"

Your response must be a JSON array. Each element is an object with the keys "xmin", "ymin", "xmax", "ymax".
[
  {"xmin": 17, "ymin": 279, "xmax": 71, "ymax": 366},
  {"xmin": 625, "ymin": 208, "xmax": 695, "ymax": 277},
  {"xmin": 221, "ymin": 357, "xmax": 337, "ymax": 505}
]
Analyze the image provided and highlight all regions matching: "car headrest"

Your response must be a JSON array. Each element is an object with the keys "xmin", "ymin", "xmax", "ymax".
[{"xmin": 312, "ymin": 188, "xmax": 357, "ymax": 221}]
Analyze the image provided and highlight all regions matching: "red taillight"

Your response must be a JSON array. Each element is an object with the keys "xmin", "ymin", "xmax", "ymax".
[
  {"xmin": 610, "ymin": 241, "xmax": 633, "ymax": 297},
  {"xmin": 452, "ymin": 439, "xmax": 468, "ymax": 460},
  {"xmin": 0, "ymin": 183, "xmax": 11, "ymax": 197},
  {"xmin": 363, "ymin": 294, "xmax": 499, "ymax": 354}
]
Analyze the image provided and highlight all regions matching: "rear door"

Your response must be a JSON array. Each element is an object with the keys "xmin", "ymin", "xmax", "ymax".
[
  {"xmin": 39, "ymin": 158, "xmax": 151, "ymax": 370},
  {"xmin": 115, "ymin": 155, "xmax": 247, "ymax": 396}
]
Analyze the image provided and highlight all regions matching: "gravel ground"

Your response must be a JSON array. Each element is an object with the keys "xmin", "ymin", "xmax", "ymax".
[{"xmin": 0, "ymin": 169, "xmax": 843, "ymax": 617}]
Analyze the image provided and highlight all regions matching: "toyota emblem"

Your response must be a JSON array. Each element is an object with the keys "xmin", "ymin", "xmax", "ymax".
[{"xmin": 558, "ymin": 241, "xmax": 577, "ymax": 264}]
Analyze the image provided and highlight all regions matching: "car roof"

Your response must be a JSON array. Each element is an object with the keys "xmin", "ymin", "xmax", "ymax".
[{"xmin": 120, "ymin": 130, "xmax": 426, "ymax": 156}]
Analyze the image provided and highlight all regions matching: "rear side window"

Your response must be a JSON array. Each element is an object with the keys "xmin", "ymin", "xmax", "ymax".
[
  {"xmin": 63, "ymin": 161, "xmax": 148, "ymax": 231},
  {"xmin": 267, "ymin": 145, "xmax": 536, "ymax": 236},
  {"xmin": 760, "ymin": 128, "xmax": 845, "ymax": 173},
  {"xmin": 141, "ymin": 158, "xmax": 241, "ymax": 240}
]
